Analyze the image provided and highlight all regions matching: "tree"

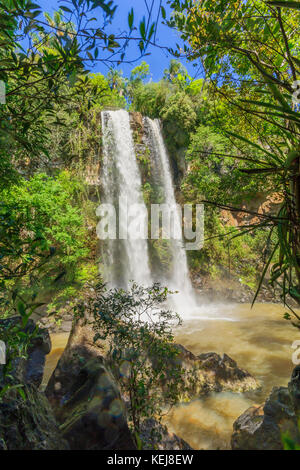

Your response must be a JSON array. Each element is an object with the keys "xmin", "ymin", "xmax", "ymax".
[
  {"xmin": 0, "ymin": 0, "xmax": 164, "ymax": 400},
  {"xmin": 0, "ymin": 0, "xmax": 161, "ymax": 183},
  {"xmin": 168, "ymin": 0, "xmax": 300, "ymax": 322},
  {"xmin": 75, "ymin": 282, "xmax": 191, "ymax": 447},
  {"xmin": 130, "ymin": 61, "xmax": 151, "ymax": 83}
]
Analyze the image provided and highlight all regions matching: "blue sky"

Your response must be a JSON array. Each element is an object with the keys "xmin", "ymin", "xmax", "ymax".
[{"xmin": 36, "ymin": 0, "xmax": 202, "ymax": 81}]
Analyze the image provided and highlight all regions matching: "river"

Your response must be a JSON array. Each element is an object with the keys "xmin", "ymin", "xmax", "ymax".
[{"xmin": 43, "ymin": 302, "xmax": 300, "ymax": 450}]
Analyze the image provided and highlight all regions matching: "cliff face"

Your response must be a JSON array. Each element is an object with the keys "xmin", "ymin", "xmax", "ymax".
[
  {"xmin": 0, "ymin": 319, "xmax": 68, "ymax": 450},
  {"xmin": 231, "ymin": 366, "xmax": 300, "ymax": 450},
  {"xmin": 129, "ymin": 111, "xmax": 185, "ymax": 188},
  {"xmin": 93, "ymin": 110, "xmax": 284, "ymax": 304},
  {"xmin": 220, "ymin": 192, "xmax": 283, "ymax": 228}
]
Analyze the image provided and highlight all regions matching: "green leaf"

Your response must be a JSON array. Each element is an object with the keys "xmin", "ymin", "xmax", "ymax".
[
  {"xmin": 292, "ymin": 56, "xmax": 300, "ymax": 68},
  {"xmin": 128, "ymin": 8, "xmax": 134, "ymax": 30},
  {"xmin": 252, "ymin": 242, "xmax": 279, "ymax": 308},
  {"xmin": 224, "ymin": 130, "xmax": 279, "ymax": 163},
  {"xmin": 139, "ymin": 18, "xmax": 146, "ymax": 40},
  {"xmin": 138, "ymin": 40, "xmax": 144, "ymax": 54},
  {"xmin": 17, "ymin": 387, "xmax": 26, "ymax": 400},
  {"xmin": 60, "ymin": 6, "xmax": 72, "ymax": 13},
  {"xmin": 240, "ymin": 99, "xmax": 300, "ymax": 119},
  {"xmin": 266, "ymin": 82, "xmax": 290, "ymax": 111},
  {"xmin": 17, "ymin": 301, "xmax": 26, "ymax": 317},
  {"xmin": 285, "ymin": 149, "xmax": 299, "ymax": 169},
  {"xmin": 289, "ymin": 287, "xmax": 300, "ymax": 300},
  {"xmin": 28, "ymin": 3, "xmax": 42, "ymax": 9},
  {"xmin": 135, "ymin": 432, "xmax": 143, "ymax": 450},
  {"xmin": 267, "ymin": 1, "xmax": 300, "ymax": 9},
  {"xmin": 148, "ymin": 22, "xmax": 155, "ymax": 41},
  {"xmin": 87, "ymin": 51, "xmax": 94, "ymax": 61},
  {"xmin": 259, "ymin": 111, "xmax": 300, "ymax": 126}
]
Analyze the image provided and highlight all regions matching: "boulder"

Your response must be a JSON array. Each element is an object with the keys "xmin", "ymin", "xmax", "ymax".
[
  {"xmin": 37, "ymin": 314, "xmax": 73, "ymax": 334},
  {"xmin": 45, "ymin": 316, "xmax": 258, "ymax": 450},
  {"xmin": 288, "ymin": 365, "xmax": 300, "ymax": 414},
  {"xmin": 0, "ymin": 317, "xmax": 67, "ymax": 450},
  {"xmin": 172, "ymin": 345, "xmax": 259, "ymax": 398},
  {"xmin": 0, "ymin": 317, "xmax": 51, "ymax": 388},
  {"xmin": 0, "ymin": 386, "xmax": 68, "ymax": 450},
  {"xmin": 231, "ymin": 366, "xmax": 300, "ymax": 450},
  {"xmin": 46, "ymin": 317, "xmax": 136, "ymax": 450},
  {"xmin": 139, "ymin": 418, "xmax": 193, "ymax": 450}
]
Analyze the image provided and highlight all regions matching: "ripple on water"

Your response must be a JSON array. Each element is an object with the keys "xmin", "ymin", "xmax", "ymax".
[{"xmin": 170, "ymin": 302, "xmax": 299, "ymax": 449}]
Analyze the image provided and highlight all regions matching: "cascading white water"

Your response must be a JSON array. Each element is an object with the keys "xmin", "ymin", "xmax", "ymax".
[
  {"xmin": 100, "ymin": 111, "xmax": 115, "ymax": 280},
  {"xmin": 100, "ymin": 109, "xmax": 152, "ymax": 287},
  {"xmin": 145, "ymin": 117, "xmax": 197, "ymax": 314},
  {"xmin": 100, "ymin": 109, "xmax": 196, "ymax": 316}
]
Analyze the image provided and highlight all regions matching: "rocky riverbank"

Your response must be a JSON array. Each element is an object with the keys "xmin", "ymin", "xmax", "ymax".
[
  {"xmin": 232, "ymin": 366, "xmax": 300, "ymax": 450},
  {"xmin": 0, "ymin": 315, "xmax": 261, "ymax": 450},
  {"xmin": 192, "ymin": 273, "xmax": 284, "ymax": 305}
]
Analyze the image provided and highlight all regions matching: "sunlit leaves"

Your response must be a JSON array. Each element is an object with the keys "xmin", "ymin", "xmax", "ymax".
[
  {"xmin": 139, "ymin": 16, "xmax": 146, "ymax": 40},
  {"xmin": 267, "ymin": 1, "xmax": 300, "ymax": 9},
  {"xmin": 128, "ymin": 7, "xmax": 134, "ymax": 30},
  {"xmin": 168, "ymin": 0, "xmax": 300, "ymax": 316},
  {"xmin": 78, "ymin": 281, "xmax": 188, "ymax": 441},
  {"xmin": 0, "ymin": 0, "xmax": 162, "ymax": 189}
]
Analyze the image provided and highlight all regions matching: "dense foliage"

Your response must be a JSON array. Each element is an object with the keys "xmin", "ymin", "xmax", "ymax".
[
  {"xmin": 75, "ymin": 282, "xmax": 192, "ymax": 447},
  {"xmin": 0, "ymin": 0, "xmax": 162, "ymax": 396},
  {"xmin": 0, "ymin": 0, "xmax": 299, "ymax": 410},
  {"xmin": 167, "ymin": 0, "xmax": 300, "ymax": 320}
]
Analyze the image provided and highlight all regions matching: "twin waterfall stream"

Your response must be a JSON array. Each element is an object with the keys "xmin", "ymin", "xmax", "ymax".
[
  {"xmin": 100, "ymin": 109, "xmax": 196, "ymax": 315},
  {"xmin": 44, "ymin": 109, "xmax": 296, "ymax": 450},
  {"xmin": 94, "ymin": 110, "xmax": 295, "ymax": 449}
]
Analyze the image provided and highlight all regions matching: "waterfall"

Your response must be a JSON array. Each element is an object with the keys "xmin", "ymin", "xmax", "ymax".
[
  {"xmin": 100, "ymin": 109, "xmax": 152, "ymax": 287},
  {"xmin": 145, "ymin": 117, "xmax": 196, "ymax": 313},
  {"xmin": 100, "ymin": 109, "xmax": 196, "ymax": 315}
]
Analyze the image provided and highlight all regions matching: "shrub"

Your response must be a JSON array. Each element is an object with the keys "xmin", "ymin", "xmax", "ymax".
[{"xmin": 75, "ymin": 281, "xmax": 192, "ymax": 447}]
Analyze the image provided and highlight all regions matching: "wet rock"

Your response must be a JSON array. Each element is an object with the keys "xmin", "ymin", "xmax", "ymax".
[
  {"xmin": 37, "ymin": 315, "xmax": 67, "ymax": 334},
  {"xmin": 36, "ymin": 309, "xmax": 76, "ymax": 334},
  {"xmin": 0, "ymin": 386, "xmax": 68, "ymax": 450},
  {"xmin": 130, "ymin": 111, "xmax": 144, "ymax": 132},
  {"xmin": 191, "ymin": 272, "xmax": 284, "ymax": 305},
  {"xmin": 288, "ymin": 365, "xmax": 300, "ymax": 414},
  {"xmin": 140, "ymin": 418, "xmax": 193, "ymax": 450},
  {"xmin": 45, "ymin": 316, "xmax": 106, "ymax": 412},
  {"xmin": 60, "ymin": 321, "xmax": 72, "ymax": 333},
  {"xmin": 46, "ymin": 317, "xmax": 136, "ymax": 450},
  {"xmin": 58, "ymin": 359, "xmax": 135, "ymax": 450},
  {"xmin": 173, "ymin": 345, "xmax": 259, "ymax": 398},
  {"xmin": 198, "ymin": 352, "xmax": 254, "ymax": 384},
  {"xmin": 0, "ymin": 318, "xmax": 67, "ymax": 450},
  {"xmin": 0, "ymin": 317, "xmax": 51, "ymax": 388},
  {"xmin": 231, "ymin": 366, "xmax": 300, "ymax": 450}
]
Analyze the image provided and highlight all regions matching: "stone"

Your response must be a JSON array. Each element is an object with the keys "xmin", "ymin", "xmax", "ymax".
[
  {"xmin": 231, "ymin": 366, "xmax": 300, "ymax": 450},
  {"xmin": 60, "ymin": 321, "xmax": 72, "ymax": 332},
  {"xmin": 288, "ymin": 365, "xmax": 300, "ymax": 414},
  {"xmin": 130, "ymin": 111, "xmax": 144, "ymax": 131},
  {"xmin": 171, "ymin": 345, "xmax": 259, "ymax": 398},
  {"xmin": 0, "ymin": 385, "xmax": 68, "ymax": 450},
  {"xmin": 0, "ymin": 317, "xmax": 68, "ymax": 450},
  {"xmin": 139, "ymin": 418, "xmax": 193, "ymax": 450},
  {"xmin": 46, "ymin": 317, "xmax": 136, "ymax": 450},
  {"xmin": 0, "ymin": 317, "xmax": 51, "ymax": 388}
]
